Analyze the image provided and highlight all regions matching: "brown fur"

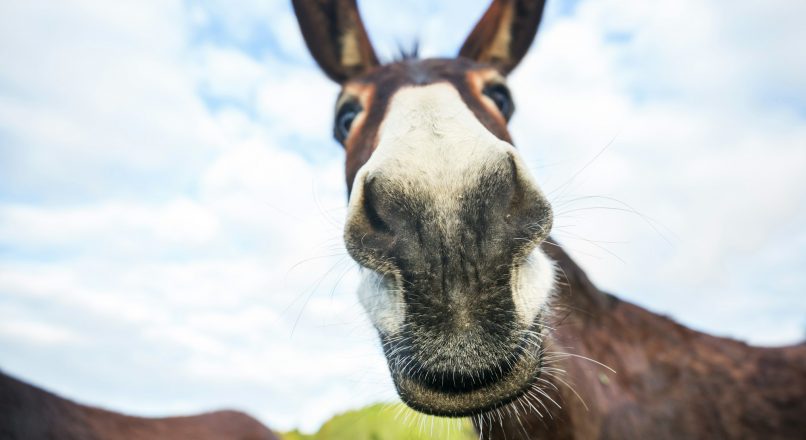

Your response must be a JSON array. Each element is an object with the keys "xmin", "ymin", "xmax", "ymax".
[
  {"xmin": 0, "ymin": 371, "xmax": 279, "ymax": 440},
  {"xmin": 477, "ymin": 243, "xmax": 806, "ymax": 439}
]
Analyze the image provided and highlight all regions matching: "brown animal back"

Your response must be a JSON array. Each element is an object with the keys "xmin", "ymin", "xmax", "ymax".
[{"xmin": 0, "ymin": 371, "xmax": 279, "ymax": 440}]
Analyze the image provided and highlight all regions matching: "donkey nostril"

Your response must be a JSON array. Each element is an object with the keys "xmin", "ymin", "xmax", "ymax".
[
  {"xmin": 343, "ymin": 174, "xmax": 398, "ymax": 269},
  {"xmin": 497, "ymin": 152, "xmax": 553, "ymax": 250},
  {"xmin": 362, "ymin": 177, "xmax": 392, "ymax": 235}
]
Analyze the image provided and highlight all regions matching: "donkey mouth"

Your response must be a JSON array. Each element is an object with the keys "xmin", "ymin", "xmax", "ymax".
[{"xmin": 387, "ymin": 334, "xmax": 544, "ymax": 417}]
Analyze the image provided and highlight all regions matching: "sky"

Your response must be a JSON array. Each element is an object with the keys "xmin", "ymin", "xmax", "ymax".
[{"xmin": 1, "ymin": 0, "xmax": 805, "ymax": 433}]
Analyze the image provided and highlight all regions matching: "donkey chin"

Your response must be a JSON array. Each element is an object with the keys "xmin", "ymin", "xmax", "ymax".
[
  {"xmin": 359, "ymin": 246, "xmax": 556, "ymax": 417},
  {"xmin": 350, "ymin": 226, "xmax": 556, "ymax": 417}
]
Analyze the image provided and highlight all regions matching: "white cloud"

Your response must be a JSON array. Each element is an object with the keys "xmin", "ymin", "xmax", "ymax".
[
  {"xmin": 0, "ymin": 0, "xmax": 220, "ymax": 201},
  {"xmin": 0, "ymin": 200, "xmax": 220, "ymax": 257},
  {"xmin": 0, "ymin": 319, "xmax": 83, "ymax": 346}
]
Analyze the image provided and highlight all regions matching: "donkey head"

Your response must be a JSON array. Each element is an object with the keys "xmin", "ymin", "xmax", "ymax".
[{"xmin": 293, "ymin": 0, "xmax": 553, "ymax": 417}]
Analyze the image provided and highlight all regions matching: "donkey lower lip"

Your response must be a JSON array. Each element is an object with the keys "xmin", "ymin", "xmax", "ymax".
[{"xmin": 388, "ymin": 337, "xmax": 544, "ymax": 417}]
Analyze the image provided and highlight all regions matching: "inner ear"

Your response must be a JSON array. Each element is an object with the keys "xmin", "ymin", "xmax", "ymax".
[
  {"xmin": 292, "ymin": 0, "xmax": 380, "ymax": 83},
  {"xmin": 459, "ymin": 0, "xmax": 548, "ymax": 75}
]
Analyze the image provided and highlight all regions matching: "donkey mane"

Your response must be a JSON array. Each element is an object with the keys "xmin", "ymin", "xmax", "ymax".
[{"xmin": 393, "ymin": 41, "xmax": 420, "ymax": 62}]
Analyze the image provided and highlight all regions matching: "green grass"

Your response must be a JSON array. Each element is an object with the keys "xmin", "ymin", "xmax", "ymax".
[{"xmin": 280, "ymin": 403, "xmax": 478, "ymax": 440}]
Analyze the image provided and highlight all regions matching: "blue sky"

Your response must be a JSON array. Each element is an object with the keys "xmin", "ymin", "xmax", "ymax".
[{"xmin": 1, "ymin": 0, "xmax": 805, "ymax": 433}]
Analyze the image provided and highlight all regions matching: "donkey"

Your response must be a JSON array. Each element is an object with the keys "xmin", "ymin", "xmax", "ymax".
[
  {"xmin": 0, "ymin": 370, "xmax": 278, "ymax": 440},
  {"xmin": 292, "ymin": 0, "xmax": 806, "ymax": 438}
]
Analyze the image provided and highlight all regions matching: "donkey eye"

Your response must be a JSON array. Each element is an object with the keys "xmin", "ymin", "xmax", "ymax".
[
  {"xmin": 483, "ymin": 83, "xmax": 514, "ymax": 120},
  {"xmin": 335, "ymin": 102, "xmax": 361, "ymax": 142}
]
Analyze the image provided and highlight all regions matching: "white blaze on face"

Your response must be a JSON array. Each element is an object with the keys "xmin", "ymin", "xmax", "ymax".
[{"xmin": 348, "ymin": 83, "xmax": 555, "ymax": 334}]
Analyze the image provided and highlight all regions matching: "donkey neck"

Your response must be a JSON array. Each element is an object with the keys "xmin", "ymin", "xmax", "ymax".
[{"xmin": 479, "ymin": 241, "xmax": 806, "ymax": 439}]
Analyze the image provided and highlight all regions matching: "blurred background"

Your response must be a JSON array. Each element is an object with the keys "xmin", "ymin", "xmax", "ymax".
[{"xmin": 1, "ymin": 0, "xmax": 804, "ymax": 434}]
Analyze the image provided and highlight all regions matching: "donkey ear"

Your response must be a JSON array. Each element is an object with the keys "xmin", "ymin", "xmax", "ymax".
[
  {"xmin": 292, "ymin": 0, "xmax": 380, "ymax": 83},
  {"xmin": 458, "ymin": 0, "xmax": 547, "ymax": 75}
]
